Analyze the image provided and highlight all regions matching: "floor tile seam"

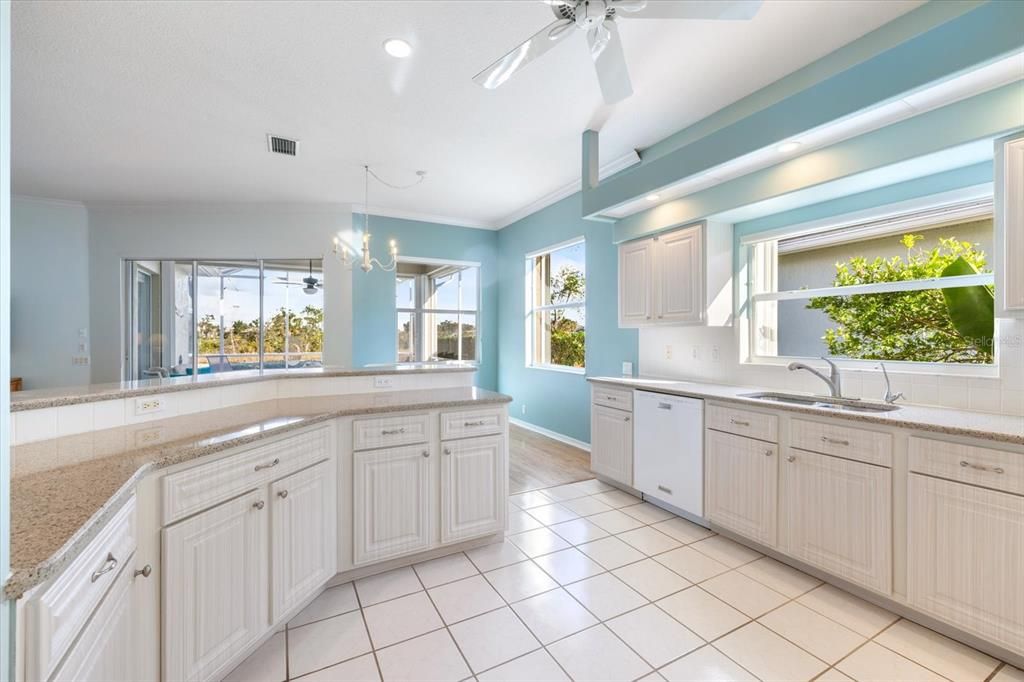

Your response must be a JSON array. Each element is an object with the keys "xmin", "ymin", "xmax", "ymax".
[{"xmin": 867, "ymin": 618, "xmax": 985, "ymax": 682}]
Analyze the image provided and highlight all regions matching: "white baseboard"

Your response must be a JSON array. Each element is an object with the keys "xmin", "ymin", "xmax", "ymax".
[{"xmin": 509, "ymin": 417, "xmax": 591, "ymax": 452}]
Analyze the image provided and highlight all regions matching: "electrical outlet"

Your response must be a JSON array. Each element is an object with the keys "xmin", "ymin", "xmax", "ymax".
[
  {"xmin": 374, "ymin": 376, "xmax": 395, "ymax": 389},
  {"xmin": 691, "ymin": 345, "xmax": 700, "ymax": 360},
  {"xmin": 71, "ymin": 356, "xmax": 90, "ymax": 366},
  {"xmin": 134, "ymin": 397, "xmax": 164, "ymax": 416},
  {"xmin": 621, "ymin": 361, "xmax": 633, "ymax": 376},
  {"xmin": 711, "ymin": 345, "xmax": 720, "ymax": 362},
  {"xmin": 135, "ymin": 426, "xmax": 164, "ymax": 447},
  {"xmin": 665, "ymin": 345, "xmax": 673, "ymax": 360}
]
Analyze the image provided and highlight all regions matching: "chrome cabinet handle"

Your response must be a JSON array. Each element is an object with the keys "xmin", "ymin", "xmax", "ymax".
[
  {"xmin": 658, "ymin": 402, "xmax": 673, "ymax": 410},
  {"xmin": 254, "ymin": 458, "xmax": 280, "ymax": 471},
  {"xmin": 91, "ymin": 553, "xmax": 118, "ymax": 583},
  {"xmin": 278, "ymin": 490, "xmax": 289, "ymax": 499},
  {"xmin": 464, "ymin": 420, "xmax": 486, "ymax": 427},
  {"xmin": 786, "ymin": 455, "xmax": 796, "ymax": 462},
  {"xmin": 960, "ymin": 460, "xmax": 1005, "ymax": 474},
  {"xmin": 730, "ymin": 418, "xmax": 750, "ymax": 426},
  {"xmin": 657, "ymin": 485, "xmax": 673, "ymax": 494},
  {"xmin": 606, "ymin": 396, "xmax": 617, "ymax": 401},
  {"xmin": 764, "ymin": 449, "xmax": 773, "ymax": 457},
  {"xmin": 253, "ymin": 500, "xmax": 265, "ymax": 510},
  {"xmin": 421, "ymin": 450, "xmax": 430, "ymax": 458},
  {"xmin": 444, "ymin": 447, "xmax": 452, "ymax": 455},
  {"xmin": 821, "ymin": 436, "xmax": 849, "ymax": 446},
  {"xmin": 624, "ymin": 416, "xmax": 631, "ymax": 422},
  {"xmin": 382, "ymin": 427, "xmax": 406, "ymax": 435},
  {"xmin": 134, "ymin": 564, "xmax": 152, "ymax": 579}
]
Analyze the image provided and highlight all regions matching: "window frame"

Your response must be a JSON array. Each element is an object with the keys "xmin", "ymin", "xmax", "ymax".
[
  {"xmin": 394, "ymin": 257, "xmax": 481, "ymax": 365},
  {"xmin": 742, "ymin": 196, "xmax": 998, "ymax": 376},
  {"xmin": 525, "ymin": 236, "xmax": 586, "ymax": 374}
]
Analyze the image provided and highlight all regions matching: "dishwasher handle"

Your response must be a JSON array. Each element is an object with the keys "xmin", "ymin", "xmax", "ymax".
[{"xmin": 657, "ymin": 402, "xmax": 673, "ymax": 410}]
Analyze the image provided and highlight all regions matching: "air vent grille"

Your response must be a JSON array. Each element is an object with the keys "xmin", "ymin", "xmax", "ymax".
[{"xmin": 267, "ymin": 135, "xmax": 299, "ymax": 156}]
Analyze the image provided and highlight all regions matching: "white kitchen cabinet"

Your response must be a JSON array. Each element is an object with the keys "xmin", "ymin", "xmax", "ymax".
[
  {"xmin": 655, "ymin": 224, "xmax": 703, "ymax": 323},
  {"xmin": 996, "ymin": 133, "xmax": 1024, "ymax": 316},
  {"xmin": 618, "ymin": 220, "xmax": 731, "ymax": 328},
  {"xmin": 441, "ymin": 434, "xmax": 505, "ymax": 544},
  {"xmin": 705, "ymin": 429, "xmax": 777, "ymax": 546},
  {"xmin": 781, "ymin": 449, "xmax": 892, "ymax": 594},
  {"xmin": 908, "ymin": 474, "xmax": 1024, "ymax": 653},
  {"xmin": 50, "ymin": 557, "xmax": 138, "ymax": 682},
  {"xmin": 591, "ymin": 403, "xmax": 633, "ymax": 486},
  {"xmin": 353, "ymin": 443, "xmax": 432, "ymax": 565},
  {"xmin": 618, "ymin": 238, "xmax": 654, "ymax": 325},
  {"xmin": 163, "ymin": 490, "xmax": 268, "ymax": 682},
  {"xmin": 270, "ymin": 459, "xmax": 337, "ymax": 622}
]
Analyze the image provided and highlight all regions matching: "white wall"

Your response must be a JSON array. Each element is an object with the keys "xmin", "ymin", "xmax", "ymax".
[
  {"xmin": 639, "ymin": 317, "xmax": 1024, "ymax": 416},
  {"xmin": 11, "ymin": 198, "xmax": 91, "ymax": 389},
  {"xmin": 87, "ymin": 203, "xmax": 354, "ymax": 384}
]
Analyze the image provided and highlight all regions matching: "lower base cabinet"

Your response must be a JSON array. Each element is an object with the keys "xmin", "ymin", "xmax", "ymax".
[
  {"xmin": 908, "ymin": 474, "xmax": 1024, "ymax": 653},
  {"xmin": 781, "ymin": 449, "xmax": 892, "ymax": 594},
  {"xmin": 591, "ymin": 404, "xmax": 633, "ymax": 485},
  {"xmin": 441, "ymin": 435, "xmax": 505, "ymax": 544},
  {"xmin": 705, "ymin": 429, "xmax": 777, "ymax": 546}
]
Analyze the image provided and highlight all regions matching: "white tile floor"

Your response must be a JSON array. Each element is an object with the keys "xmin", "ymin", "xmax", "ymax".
[{"xmin": 226, "ymin": 478, "xmax": 1018, "ymax": 682}]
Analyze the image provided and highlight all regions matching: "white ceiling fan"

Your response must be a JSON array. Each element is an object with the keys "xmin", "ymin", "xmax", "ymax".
[{"xmin": 473, "ymin": 0, "xmax": 762, "ymax": 104}]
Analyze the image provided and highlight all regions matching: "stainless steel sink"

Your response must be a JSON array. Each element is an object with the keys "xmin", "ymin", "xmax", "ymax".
[{"xmin": 738, "ymin": 392, "xmax": 901, "ymax": 413}]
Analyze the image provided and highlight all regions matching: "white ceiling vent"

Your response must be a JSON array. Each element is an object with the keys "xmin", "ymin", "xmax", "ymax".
[{"xmin": 267, "ymin": 134, "xmax": 299, "ymax": 156}]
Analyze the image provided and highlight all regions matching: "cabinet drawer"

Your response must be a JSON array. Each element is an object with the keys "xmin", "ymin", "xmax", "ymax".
[
  {"xmin": 162, "ymin": 426, "xmax": 330, "ymax": 525},
  {"xmin": 353, "ymin": 413, "xmax": 430, "ymax": 451},
  {"xmin": 706, "ymin": 403, "xmax": 778, "ymax": 443},
  {"xmin": 27, "ymin": 497, "xmax": 137, "ymax": 682},
  {"xmin": 909, "ymin": 437, "xmax": 1024, "ymax": 496},
  {"xmin": 441, "ymin": 407, "xmax": 505, "ymax": 441},
  {"xmin": 592, "ymin": 385, "xmax": 633, "ymax": 412},
  {"xmin": 790, "ymin": 418, "xmax": 892, "ymax": 467}
]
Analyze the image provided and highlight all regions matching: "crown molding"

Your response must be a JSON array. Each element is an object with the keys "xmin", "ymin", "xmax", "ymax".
[
  {"xmin": 496, "ymin": 150, "xmax": 641, "ymax": 229},
  {"xmin": 357, "ymin": 206, "xmax": 500, "ymax": 231}
]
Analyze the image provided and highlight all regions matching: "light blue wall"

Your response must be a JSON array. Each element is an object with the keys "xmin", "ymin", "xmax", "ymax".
[
  {"xmin": 496, "ymin": 195, "xmax": 638, "ymax": 444},
  {"xmin": 351, "ymin": 214, "xmax": 499, "ymax": 391}
]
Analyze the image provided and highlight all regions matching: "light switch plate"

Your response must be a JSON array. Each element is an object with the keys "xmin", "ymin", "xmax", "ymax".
[
  {"xmin": 374, "ymin": 376, "xmax": 395, "ymax": 389},
  {"xmin": 621, "ymin": 362, "xmax": 633, "ymax": 376}
]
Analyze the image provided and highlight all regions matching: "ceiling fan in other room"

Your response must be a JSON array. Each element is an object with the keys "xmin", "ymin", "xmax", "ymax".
[
  {"xmin": 274, "ymin": 260, "xmax": 323, "ymax": 295},
  {"xmin": 473, "ymin": 0, "xmax": 762, "ymax": 104}
]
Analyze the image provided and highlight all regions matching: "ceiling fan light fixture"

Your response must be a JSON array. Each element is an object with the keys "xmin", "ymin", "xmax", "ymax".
[{"xmin": 383, "ymin": 38, "xmax": 413, "ymax": 59}]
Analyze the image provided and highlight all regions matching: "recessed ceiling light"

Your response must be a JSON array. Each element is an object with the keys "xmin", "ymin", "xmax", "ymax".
[
  {"xmin": 383, "ymin": 38, "xmax": 413, "ymax": 59},
  {"xmin": 777, "ymin": 141, "xmax": 802, "ymax": 154},
  {"xmin": 645, "ymin": 194, "xmax": 660, "ymax": 201}
]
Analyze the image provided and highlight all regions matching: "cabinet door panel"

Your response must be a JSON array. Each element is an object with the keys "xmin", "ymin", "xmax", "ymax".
[
  {"xmin": 163, "ymin": 490, "xmax": 267, "ymax": 682},
  {"xmin": 52, "ymin": 558, "xmax": 137, "ymax": 682},
  {"xmin": 997, "ymin": 135, "xmax": 1024, "ymax": 314},
  {"xmin": 590, "ymin": 404, "xmax": 633, "ymax": 486},
  {"xmin": 908, "ymin": 475, "xmax": 1024, "ymax": 653},
  {"xmin": 271, "ymin": 459, "xmax": 337, "ymax": 621},
  {"xmin": 353, "ymin": 444, "xmax": 432, "ymax": 565},
  {"xmin": 656, "ymin": 225, "xmax": 702, "ymax": 323},
  {"xmin": 782, "ymin": 450, "xmax": 891, "ymax": 594},
  {"xmin": 619, "ymin": 239, "xmax": 654, "ymax": 326},
  {"xmin": 705, "ymin": 430, "xmax": 776, "ymax": 546},
  {"xmin": 441, "ymin": 435, "xmax": 505, "ymax": 544}
]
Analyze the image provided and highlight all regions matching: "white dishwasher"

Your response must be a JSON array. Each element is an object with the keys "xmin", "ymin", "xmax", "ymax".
[{"xmin": 634, "ymin": 391, "xmax": 704, "ymax": 518}]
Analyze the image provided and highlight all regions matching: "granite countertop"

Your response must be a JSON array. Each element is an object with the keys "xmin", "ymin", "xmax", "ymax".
[
  {"xmin": 10, "ymin": 363, "xmax": 479, "ymax": 411},
  {"xmin": 589, "ymin": 376, "xmax": 1024, "ymax": 446},
  {"xmin": 6, "ymin": 386, "xmax": 511, "ymax": 599}
]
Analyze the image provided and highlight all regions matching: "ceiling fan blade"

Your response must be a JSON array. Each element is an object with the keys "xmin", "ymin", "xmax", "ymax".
[
  {"xmin": 472, "ymin": 19, "xmax": 575, "ymax": 90},
  {"xmin": 588, "ymin": 20, "xmax": 632, "ymax": 104},
  {"xmin": 613, "ymin": 0, "xmax": 762, "ymax": 20}
]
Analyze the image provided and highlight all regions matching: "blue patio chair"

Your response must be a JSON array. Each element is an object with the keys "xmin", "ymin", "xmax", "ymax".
[{"xmin": 205, "ymin": 354, "xmax": 234, "ymax": 373}]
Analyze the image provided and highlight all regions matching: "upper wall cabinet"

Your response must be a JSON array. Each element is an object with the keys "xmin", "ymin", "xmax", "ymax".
[
  {"xmin": 996, "ymin": 133, "xmax": 1024, "ymax": 316},
  {"xmin": 618, "ymin": 221, "xmax": 732, "ymax": 328}
]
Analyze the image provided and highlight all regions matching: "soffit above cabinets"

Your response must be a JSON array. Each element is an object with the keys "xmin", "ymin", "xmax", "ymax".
[{"xmin": 603, "ymin": 50, "xmax": 1024, "ymax": 220}]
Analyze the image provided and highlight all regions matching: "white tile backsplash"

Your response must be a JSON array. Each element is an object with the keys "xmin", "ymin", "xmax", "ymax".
[
  {"xmin": 639, "ymin": 317, "xmax": 1024, "ymax": 417},
  {"xmin": 56, "ymin": 403, "xmax": 94, "ymax": 437}
]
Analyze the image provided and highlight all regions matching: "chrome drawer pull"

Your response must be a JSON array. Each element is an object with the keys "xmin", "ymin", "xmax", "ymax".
[
  {"xmin": 254, "ymin": 458, "xmax": 280, "ymax": 471},
  {"xmin": 657, "ymin": 485, "xmax": 673, "ymax": 494},
  {"xmin": 605, "ymin": 396, "xmax": 617, "ymax": 401},
  {"xmin": 787, "ymin": 455, "xmax": 796, "ymax": 462},
  {"xmin": 624, "ymin": 416, "xmax": 631, "ymax": 422},
  {"xmin": 821, "ymin": 436, "xmax": 850, "ymax": 446},
  {"xmin": 464, "ymin": 420, "xmax": 487, "ymax": 427},
  {"xmin": 730, "ymin": 418, "xmax": 750, "ymax": 426},
  {"xmin": 278, "ymin": 490, "xmax": 289, "ymax": 499},
  {"xmin": 252, "ymin": 500, "xmax": 265, "ymax": 510},
  {"xmin": 960, "ymin": 460, "xmax": 1005, "ymax": 474},
  {"xmin": 658, "ymin": 402, "xmax": 673, "ymax": 410},
  {"xmin": 134, "ymin": 565, "xmax": 152, "ymax": 579},
  {"xmin": 91, "ymin": 553, "xmax": 118, "ymax": 583},
  {"xmin": 764, "ymin": 449, "xmax": 773, "ymax": 457},
  {"xmin": 382, "ymin": 427, "xmax": 407, "ymax": 435},
  {"xmin": 444, "ymin": 447, "xmax": 452, "ymax": 455},
  {"xmin": 421, "ymin": 450, "xmax": 430, "ymax": 458}
]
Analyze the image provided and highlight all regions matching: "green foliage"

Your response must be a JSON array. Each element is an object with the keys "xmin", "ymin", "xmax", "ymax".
[
  {"xmin": 198, "ymin": 306, "xmax": 324, "ymax": 357},
  {"xmin": 549, "ymin": 265, "xmax": 585, "ymax": 367},
  {"xmin": 940, "ymin": 256, "xmax": 995, "ymax": 357},
  {"xmin": 806, "ymin": 235, "xmax": 993, "ymax": 364}
]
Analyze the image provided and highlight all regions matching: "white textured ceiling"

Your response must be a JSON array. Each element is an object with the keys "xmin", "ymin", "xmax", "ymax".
[{"xmin": 12, "ymin": 0, "xmax": 921, "ymax": 227}]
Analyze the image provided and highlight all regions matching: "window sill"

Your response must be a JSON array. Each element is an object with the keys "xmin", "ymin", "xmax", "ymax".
[
  {"xmin": 527, "ymin": 364, "xmax": 586, "ymax": 376},
  {"xmin": 744, "ymin": 356, "xmax": 999, "ymax": 378}
]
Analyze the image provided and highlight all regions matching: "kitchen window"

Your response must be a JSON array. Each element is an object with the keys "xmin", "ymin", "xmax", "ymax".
[
  {"xmin": 396, "ymin": 260, "xmax": 479, "ymax": 363},
  {"xmin": 526, "ymin": 238, "xmax": 586, "ymax": 372},
  {"xmin": 746, "ymin": 199, "xmax": 996, "ymax": 368}
]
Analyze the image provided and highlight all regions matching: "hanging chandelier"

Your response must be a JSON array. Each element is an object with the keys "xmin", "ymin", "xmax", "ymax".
[{"xmin": 332, "ymin": 164, "xmax": 424, "ymax": 273}]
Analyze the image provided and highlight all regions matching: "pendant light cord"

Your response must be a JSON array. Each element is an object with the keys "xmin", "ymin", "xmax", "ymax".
[{"xmin": 366, "ymin": 166, "xmax": 428, "ymax": 190}]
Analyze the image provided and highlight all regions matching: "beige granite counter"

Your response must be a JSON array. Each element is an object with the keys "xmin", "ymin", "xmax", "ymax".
[
  {"xmin": 11, "ymin": 363, "xmax": 478, "ymax": 411},
  {"xmin": 590, "ymin": 376, "xmax": 1024, "ymax": 446},
  {"xmin": 6, "ymin": 386, "xmax": 510, "ymax": 599}
]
